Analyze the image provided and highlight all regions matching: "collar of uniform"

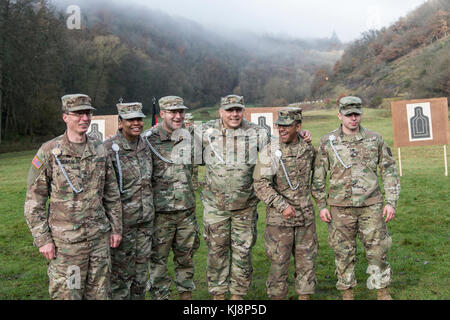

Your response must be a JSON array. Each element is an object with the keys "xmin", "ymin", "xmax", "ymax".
[
  {"xmin": 279, "ymin": 135, "xmax": 301, "ymax": 156},
  {"xmin": 156, "ymin": 123, "xmax": 172, "ymax": 141},
  {"xmin": 218, "ymin": 118, "xmax": 249, "ymax": 135},
  {"xmin": 338, "ymin": 125, "xmax": 365, "ymax": 142},
  {"xmin": 60, "ymin": 131, "xmax": 95, "ymax": 159},
  {"xmin": 136, "ymin": 134, "xmax": 146, "ymax": 152},
  {"xmin": 60, "ymin": 131, "xmax": 78, "ymax": 156},
  {"xmin": 83, "ymin": 136, "xmax": 97, "ymax": 159},
  {"xmin": 117, "ymin": 129, "xmax": 141, "ymax": 151}
]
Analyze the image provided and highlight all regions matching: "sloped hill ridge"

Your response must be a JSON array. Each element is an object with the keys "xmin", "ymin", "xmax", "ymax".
[{"xmin": 313, "ymin": 0, "xmax": 449, "ymax": 106}]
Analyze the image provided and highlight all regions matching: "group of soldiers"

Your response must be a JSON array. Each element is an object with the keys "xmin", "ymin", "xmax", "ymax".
[{"xmin": 24, "ymin": 93, "xmax": 400, "ymax": 300}]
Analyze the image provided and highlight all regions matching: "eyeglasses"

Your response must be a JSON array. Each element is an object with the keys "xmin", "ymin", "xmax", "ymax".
[
  {"xmin": 164, "ymin": 110, "xmax": 185, "ymax": 115},
  {"xmin": 66, "ymin": 110, "xmax": 93, "ymax": 118}
]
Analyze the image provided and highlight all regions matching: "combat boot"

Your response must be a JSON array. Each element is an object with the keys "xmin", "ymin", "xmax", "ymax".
[
  {"xmin": 341, "ymin": 288, "xmax": 354, "ymax": 300},
  {"xmin": 230, "ymin": 294, "xmax": 243, "ymax": 300},
  {"xmin": 298, "ymin": 294, "xmax": 310, "ymax": 300},
  {"xmin": 179, "ymin": 291, "xmax": 192, "ymax": 300},
  {"xmin": 212, "ymin": 294, "xmax": 226, "ymax": 300},
  {"xmin": 377, "ymin": 288, "xmax": 393, "ymax": 300}
]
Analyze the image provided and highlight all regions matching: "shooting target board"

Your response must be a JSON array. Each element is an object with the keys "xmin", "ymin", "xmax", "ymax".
[
  {"xmin": 244, "ymin": 107, "xmax": 285, "ymax": 136},
  {"xmin": 391, "ymin": 98, "xmax": 448, "ymax": 148},
  {"xmin": 87, "ymin": 115, "xmax": 119, "ymax": 141}
]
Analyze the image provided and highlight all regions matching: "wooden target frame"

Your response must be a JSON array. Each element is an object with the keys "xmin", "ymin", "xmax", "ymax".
[{"xmin": 391, "ymin": 98, "xmax": 449, "ymax": 176}]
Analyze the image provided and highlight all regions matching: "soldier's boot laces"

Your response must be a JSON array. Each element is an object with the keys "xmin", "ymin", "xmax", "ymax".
[
  {"xmin": 179, "ymin": 291, "xmax": 192, "ymax": 300},
  {"xmin": 230, "ymin": 294, "xmax": 244, "ymax": 300},
  {"xmin": 298, "ymin": 294, "xmax": 310, "ymax": 300},
  {"xmin": 212, "ymin": 294, "xmax": 226, "ymax": 300},
  {"xmin": 341, "ymin": 288, "xmax": 354, "ymax": 300},
  {"xmin": 377, "ymin": 288, "xmax": 393, "ymax": 300}
]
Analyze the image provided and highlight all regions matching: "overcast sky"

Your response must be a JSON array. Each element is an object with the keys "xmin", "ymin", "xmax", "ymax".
[{"xmin": 130, "ymin": 0, "xmax": 427, "ymax": 42}]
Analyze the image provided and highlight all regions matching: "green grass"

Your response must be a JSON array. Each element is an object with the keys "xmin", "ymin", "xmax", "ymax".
[{"xmin": 0, "ymin": 108, "xmax": 449, "ymax": 300}]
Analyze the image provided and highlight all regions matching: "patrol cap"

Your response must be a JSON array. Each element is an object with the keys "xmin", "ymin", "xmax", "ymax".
[
  {"xmin": 275, "ymin": 107, "xmax": 302, "ymax": 125},
  {"xmin": 116, "ymin": 102, "xmax": 146, "ymax": 120},
  {"xmin": 339, "ymin": 96, "xmax": 362, "ymax": 115},
  {"xmin": 220, "ymin": 95, "xmax": 245, "ymax": 110},
  {"xmin": 159, "ymin": 96, "xmax": 188, "ymax": 111},
  {"xmin": 61, "ymin": 94, "xmax": 96, "ymax": 113},
  {"xmin": 184, "ymin": 113, "xmax": 193, "ymax": 123}
]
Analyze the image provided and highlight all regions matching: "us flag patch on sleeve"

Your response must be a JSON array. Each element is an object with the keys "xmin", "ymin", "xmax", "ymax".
[{"xmin": 32, "ymin": 155, "xmax": 43, "ymax": 169}]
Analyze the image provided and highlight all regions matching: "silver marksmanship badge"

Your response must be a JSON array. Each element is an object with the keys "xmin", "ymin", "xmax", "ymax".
[
  {"xmin": 52, "ymin": 147, "xmax": 61, "ymax": 156},
  {"xmin": 112, "ymin": 143, "xmax": 120, "ymax": 152}
]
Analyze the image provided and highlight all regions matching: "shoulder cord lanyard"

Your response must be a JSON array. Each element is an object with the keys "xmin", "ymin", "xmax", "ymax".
[
  {"xmin": 274, "ymin": 150, "xmax": 299, "ymax": 191},
  {"xmin": 144, "ymin": 131, "xmax": 174, "ymax": 164},
  {"xmin": 328, "ymin": 135, "xmax": 352, "ymax": 169},
  {"xmin": 52, "ymin": 146, "xmax": 83, "ymax": 194},
  {"xmin": 111, "ymin": 143, "xmax": 124, "ymax": 194}
]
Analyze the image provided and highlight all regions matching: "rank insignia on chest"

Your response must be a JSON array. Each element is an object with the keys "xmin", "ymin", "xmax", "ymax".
[{"xmin": 32, "ymin": 155, "xmax": 42, "ymax": 169}]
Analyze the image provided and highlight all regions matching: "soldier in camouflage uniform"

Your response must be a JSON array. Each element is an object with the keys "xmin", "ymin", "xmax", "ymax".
[
  {"xmin": 253, "ymin": 107, "xmax": 318, "ymax": 300},
  {"xmin": 184, "ymin": 113, "xmax": 194, "ymax": 127},
  {"xmin": 197, "ymin": 95, "xmax": 267, "ymax": 300},
  {"xmin": 184, "ymin": 113, "xmax": 200, "ymax": 190},
  {"xmin": 24, "ymin": 94, "xmax": 123, "ymax": 300},
  {"xmin": 311, "ymin": 96, "xmax": 400, "ymax": 300},
  {"xmin": 198, "ymin": 95, "xmax": 311, "ymax": 300},
  {"xmin": 144, "ymin": 96, "xmax": 200, "ymax": 300},
  {"xmin": 104, "ymin": 102, "xmax": 154, "ymax": 299}
]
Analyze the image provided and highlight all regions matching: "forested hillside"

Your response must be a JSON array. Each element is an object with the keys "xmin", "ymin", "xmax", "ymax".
[
  {"xmin": 312, "ymin": 0, "xmax": 449, "ymax": 107},
  {"xmin": 0, "ymin": 0, "xmax": 342, "ymax": 146}
]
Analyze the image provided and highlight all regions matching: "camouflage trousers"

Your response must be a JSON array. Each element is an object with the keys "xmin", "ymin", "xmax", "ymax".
[
  {"xmin": 148, "ymin": 208, "xmax": 200, "ymax": 300},
  {"xmin": 203, "ymin": 203, "xmax": 258, "ymax": 296},
  {"xmin": 264, "ymin": 223, "xmax": 318, "ymax": 298},
  {"xmin": 328, "ymin": 203, "xmax": 392, "ymax": 291},
  {"xmin": 111, "ymin": 223, "xmax": 153, "ymax": 300},
  {"xmin": 48, "ymin": 233, "xmax": 111, "ymax": 300}
]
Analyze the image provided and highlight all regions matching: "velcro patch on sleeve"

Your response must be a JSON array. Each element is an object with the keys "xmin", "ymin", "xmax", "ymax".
[{"xmin": 32, "ymin": 155, "xmax": 43, "ymax": 170}]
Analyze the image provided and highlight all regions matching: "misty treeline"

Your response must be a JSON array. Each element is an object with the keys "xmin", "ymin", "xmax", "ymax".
[
  {"xmin": 312, "ymin": 0, "xmax": 450, "ymax": 104},
  {"xmin": 0, "ymin": 0, "xmax": 342, "ymax": 145}
]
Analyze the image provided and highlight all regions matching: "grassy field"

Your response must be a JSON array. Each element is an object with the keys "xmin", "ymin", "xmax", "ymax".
[{"xmin": 0, "ymin": 108, "xmax": 449, "ymax": 300}]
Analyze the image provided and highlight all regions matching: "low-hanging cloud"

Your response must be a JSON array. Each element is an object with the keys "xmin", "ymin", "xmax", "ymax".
[{"xmin": 128, "ymin": 0, "xmax": 426, "ymax": 42}]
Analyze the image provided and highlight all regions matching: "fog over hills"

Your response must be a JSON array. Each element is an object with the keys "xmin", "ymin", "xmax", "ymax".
[{"xmin": 52, "ymin": 0, "xmax": 344, "ymax": 109}]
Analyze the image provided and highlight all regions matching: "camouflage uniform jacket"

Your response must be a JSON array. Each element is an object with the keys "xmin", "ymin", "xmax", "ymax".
[
  {"xmin": 104, "ymin": 130, "xmax": 154, "ymax": 227},
  {"xmin": 24, "ymin": 132, "xmax": 123, "ymax": 247},
  {"xmin": 253, "ymin": 137, "xmax": 316, "ymax": 227},
  {"xmin": 144, "ymin": 123, "xmax": 195, "ymax": 212},
  {"xmin": 311, "ymin": 126, "xmax": 400, "ymax": 210},
  {"xmin": 200, "ymin": 119, "xmax": 269, "ymax": 211}
]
